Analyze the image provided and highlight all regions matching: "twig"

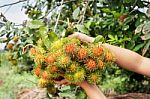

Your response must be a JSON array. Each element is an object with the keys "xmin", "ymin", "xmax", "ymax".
[
  {"xmin": 77, "ymin": 1, "xmax": 90, "ymax": 24},
  {"xmin": 0, "ymin": 0, "xmax": 27, "ymax": 8},
  {"xmin": 53, "ymin": 0, "xmax": 64, "ymax": 32}
]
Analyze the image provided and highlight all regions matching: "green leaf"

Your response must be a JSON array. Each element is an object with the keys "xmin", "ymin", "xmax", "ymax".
[
  {"xmin": 48, "ymin": 31, "xmax": 58, "ymax": 42},
  {"xmin": 93, "ymin": 35, "xmax": 105, "ymax": 43},
  {"xmin": 108, "ymin": 34, "xmax": 115, "ymax": 40},
  {"xmin": 73, "ymin": 7, "xmax": 80, "ymax": 20},
  {"xmin": 27, "ymin": 20, "xmax": 44, "ymax": 29},
  {"xmin": 75, "ymin": 25, "xmax": 89, "ymax": 34},
  {"xmin": 133, "ymin": 43, "xmax": 145, "ymax": 52},
  {"xmin": 142, "ymin": 21, "xmax": 150, "ymax": 34}
]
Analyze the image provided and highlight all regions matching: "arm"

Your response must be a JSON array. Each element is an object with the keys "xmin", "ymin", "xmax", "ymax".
[
  {"xmin": 104, "ymin": 44, "xmax": 150, "ymax": 77},
  {"xmin": 70, "ymin": 32, "xmax": 150, "ymax": 77}
]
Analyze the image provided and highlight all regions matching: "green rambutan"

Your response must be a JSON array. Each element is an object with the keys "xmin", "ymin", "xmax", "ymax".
[
  {"xmin": 73, "ymin": 68, "xmax": 85, "ymax": 83},
  {"xmin": 87, "ymin": 72, "xmax": 101, "ymax": 84}
]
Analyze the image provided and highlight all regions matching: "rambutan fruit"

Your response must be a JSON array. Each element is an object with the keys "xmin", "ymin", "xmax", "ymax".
[
  {"xmin": 57, "ymin": 55, "xmax": 71, "ymax": 68},
  {"xmin": 97, "ymin": 60, "xmax": 104, "ymax": 69},
  {"xmin": 42, "ymin": 71, "xmax": 48, "ymax": 80},
  {"xmin": 34, "ymin": 67, "xmax": 41, "ymax": 77},
  {"xmin": 73, "ymin": 69, "xmax": 85, "ymax": 83},
  {"xmin": 105, "ymin": 52, "xmax": 113, "ymax": 62},
  {"xmin": 34, "ymin": 54, "xmax": 45, "ymax": 64},
  {"xmin": 49, "ymin": 65, "xmax": 58, "ymax": 73},
  {"xmin": 38, "ymin": 78, "xmax": 48, "ymax": 88},
  {"xmin": 92, "ymin": 47, "xmax": 103, "ymax": 57},
  {"xmin": 87, "ymin": 72, "xmax": 101, "ymax": 84},
  {"xmin": 68, "ymin": 62, "xmax": 78, "ymax": 72},
  {"xmin": 50, "ymin": 40, "xmax": 63, "ymax": 51},
  {"xmin": 64, "ymin": 43, "xmax": 76, "ymax": 54},
  {"xmin": 77, "ymin": 48, "xmax": 88, "ymax": 60},
  {"xmin": 85, "ymin": 59, "xmax": 97, "ymax": 70},
  {"xmin": 64, "ymin": 73, "xmax": 74, "ymax": 83},
  {"xmin": 45, "ymin": 55, "xmax": 55, "ymax": 64}
]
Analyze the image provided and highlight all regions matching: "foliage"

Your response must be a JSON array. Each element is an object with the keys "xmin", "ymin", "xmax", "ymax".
[{"xmin": 0, "ymin": 0, "xmax": 150, "ymax": 98}]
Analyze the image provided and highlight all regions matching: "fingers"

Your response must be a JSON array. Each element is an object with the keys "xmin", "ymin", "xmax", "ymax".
[
  {"xmin": 68, "ymin": 32, "xmax": 94, "ymax": 43},
  {"xmin": 54, "ymin": 79, "xmax": 71, "ymax": 85}
]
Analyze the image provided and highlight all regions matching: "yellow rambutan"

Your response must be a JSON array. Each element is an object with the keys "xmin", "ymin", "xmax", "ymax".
[
  {"xmin": 73, "ymin": 69, "xmax": 85, "ymax": 83},
  {"xmin": 38, "ymin": 78, "xmax": 48, "ymax": 88},
  {"xmin": 105, "ymin": 52, "xmax": 113, "ymax": 61},
  {"xmin": 97, "ymin": 60, "xmax": 104, "ymax": 69},
  {"xmin": 86, "ymin": 59, "xmax": 97, "ymax": 70},
  {"xmin": 34, "ymin": 54, "xmax": 45, "ymax": 64},
  {"xmin": 77, "ymin": 48, "xmax": 88, "ymax": 60},
  {"xmin": 68, "ymin": 63, "xmax": 77, "ymax": 72},
  {"xmin": 58, "ymin": 55, "xmax": 71, "ymax": 67}
]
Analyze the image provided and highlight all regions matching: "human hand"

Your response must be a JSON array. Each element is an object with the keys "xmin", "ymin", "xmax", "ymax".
[{"xmin": 68, "ymin": 32, "xmax": 95, "ymax": 43}]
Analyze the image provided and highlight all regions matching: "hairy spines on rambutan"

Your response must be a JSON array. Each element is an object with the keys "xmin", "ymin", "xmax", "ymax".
[
  {"xmin": 42, "ymin": 71, "xmax": 49, "ymax": 80},
  {"xmin": 64, "ymin": 43, "xmax": 76, "ymax": 54},
  {"xmin": 45, "ymin": 54, "xmax": 55, "ymax": 64},
  {"xmin": 64, "ymin": 73, "xmax": 74, "ymax": 83},
  {"xmin": 38, "ymin": 78, "xmax": 48, "ymax": 88},
  {"xmin": 49, "ymin": 65, "xmax": 58, "ymax": 73},
  {"xmin": 73, "ymin": 68, "xmax": 85, "ymax": 83},
  {"xmin": 77, "ymin": 47, "xmax": 88, "ymax": 60},
  {"xmin": 67, "ymin": 62, "xmax": 79, "ymax": 73},
  {"xmin": 92, "ymin": 46, "xmax": 103, "ymax": 57},
  {"xmin": 85, "ymin": 58, "xmax": 97, "ymax": 71},
  {"xmin": 34, "ymin": 67, "xmax": 41, "ymax": 77},
  {"xmin": 34, "ymin": 54, "xmax": 45, "ymax": 64},
  {"xmin": 87, "ymin": 72, "xmax": 101, "ymax": 84},
  {"xmin": 97, "ymin": 60, "xmax": 105, "ymax": 69},
  {"xmin": 56, "ymin": 55, "xmax": 71, "ymax": 68}
]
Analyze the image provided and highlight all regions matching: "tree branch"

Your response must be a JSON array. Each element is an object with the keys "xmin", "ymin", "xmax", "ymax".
[{"xmin": 0, "ymin": 0, "xmax": 27, "ymax": 8}]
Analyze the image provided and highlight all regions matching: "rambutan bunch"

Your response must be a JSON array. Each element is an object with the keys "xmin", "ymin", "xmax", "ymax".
[{"xmin": 30, "ymin": 37, "xmax": 116, "ymax": 93}]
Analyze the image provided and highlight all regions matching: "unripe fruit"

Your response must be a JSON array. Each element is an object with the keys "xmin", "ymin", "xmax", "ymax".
[{"xmin": 105, "ymin": 52, "xmax": 113, "ymax": 61}]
